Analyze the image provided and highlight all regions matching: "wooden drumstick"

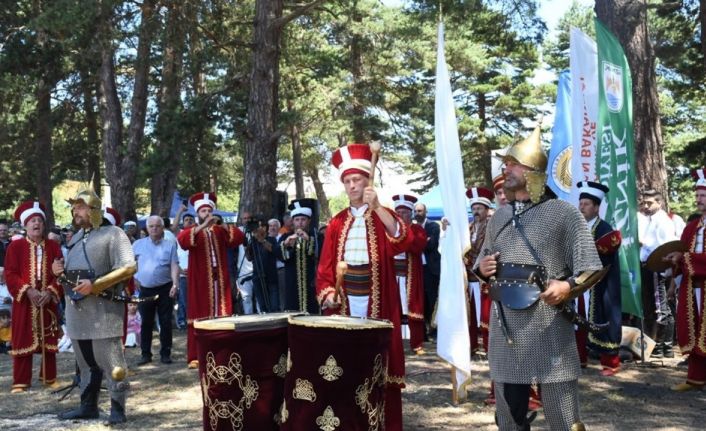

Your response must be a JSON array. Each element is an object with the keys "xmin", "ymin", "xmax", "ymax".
[
  {"xmin": 333, "ymin": 261, "xmax": 348, "ymax": 304},
  {"xmin": 369, "ymin": 141, "xmax": 381, "ymax": 185}
]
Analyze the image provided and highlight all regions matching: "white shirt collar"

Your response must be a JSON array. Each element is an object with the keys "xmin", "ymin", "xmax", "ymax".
[{"xmin": 350, "ymin": 204, "xmax": 369, "ymax": 217}]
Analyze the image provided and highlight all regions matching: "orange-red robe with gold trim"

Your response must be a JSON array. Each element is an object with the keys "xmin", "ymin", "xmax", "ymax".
[
  {"xmin": 402, "ymin": 223, "xmax": 427, "ymax": 322},
  {"xmin": 178, "ymin": 224, "xmax": 244, "ymax": 363},
  {"xmin": 316, "ymin": 207, "xmax": 409, "ymax": 388},
  {"xmin": 4, "ymin": 238, "xmax": 63, "ymax": 357},
  {"xmin": 676, "ymin": 218, "xmax": 706, "ymax": 357}
]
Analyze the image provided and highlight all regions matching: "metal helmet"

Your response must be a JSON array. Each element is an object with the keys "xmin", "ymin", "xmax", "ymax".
[
  {"xmin": 504, "ymin": 125, "xmax": 547, "ymax": 173},
  {"xmin": 67, "ymin": 185, "xmax": 103, "ymax": 228},
  {"xmin": 503, "ymin": 125, "xmax": 548, "ymax": 203}
]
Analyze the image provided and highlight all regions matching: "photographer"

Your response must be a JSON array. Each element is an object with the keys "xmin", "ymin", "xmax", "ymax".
[{"xmin": 245, "ymin": 217, "xmax": 279, "ymax": 312}]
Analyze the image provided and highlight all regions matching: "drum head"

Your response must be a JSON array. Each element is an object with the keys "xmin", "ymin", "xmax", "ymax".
[
  {"xmin": 288, "ymin": 314, "xmax": 392, "ymax": 330},
  {"xmin": 194, "ymin": 312, "xmax": 303, "ymax": 331}
]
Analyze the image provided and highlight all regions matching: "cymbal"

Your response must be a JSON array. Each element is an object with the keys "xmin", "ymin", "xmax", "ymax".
[{"xmin": 645, "ymin": 240, "xmax": 687, "ymax": 272}]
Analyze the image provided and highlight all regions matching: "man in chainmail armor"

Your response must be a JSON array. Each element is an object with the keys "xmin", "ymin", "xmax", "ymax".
[
  {"xmin": 476, "ymin": 126, "xmax": 603, "ymax": 431},
  {"xmin": 53, "ymin": 186, "xmax": 136, "ymax": 425}
]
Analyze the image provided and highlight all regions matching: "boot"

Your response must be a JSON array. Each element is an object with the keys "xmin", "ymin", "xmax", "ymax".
[
  {"xmin": 662, "ymin": 319, "xmax": 675, "ymax": 358},
  {"xmin": 58, "ymin": 368, "xmax": 102, "ymax": 420},
  {"xmin": 106, "ymin": 398, "xmax": 126, "ymax": 425},
  {"xmin": 662, "ymin": 342, "xmax": 674, "ymax": 358},
  {"xmin": 651, "ymin": 342, "xmax": 664, "ymax": 359}
]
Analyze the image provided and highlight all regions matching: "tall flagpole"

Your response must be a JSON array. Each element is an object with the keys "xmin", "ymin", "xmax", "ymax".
[{"xmin": 434, "ymin": 19, "xmax": 472, "ymax": 404}]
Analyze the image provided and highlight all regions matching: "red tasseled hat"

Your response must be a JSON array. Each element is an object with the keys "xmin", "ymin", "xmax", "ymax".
[
  {"xmin": 189, "ymin": 192, "xmax": 217, "ymax": 212},
  {"xmin": 103, "ymin": 207, "xmax": 122, "ymax": 226},
  {"xmin": 14, "ymin": 201, "xmax": 46, "ymax": 226},
  {"xmin": 331, "ymin": 144, "xmax": 373, "ymax": 180},
  {"xmin": 392, "ymin": 194, "xmax": 418, "ymax": 211},
  {"xmin": 466, "ymin": 186, "xmax": 494, "ymax": 208}
]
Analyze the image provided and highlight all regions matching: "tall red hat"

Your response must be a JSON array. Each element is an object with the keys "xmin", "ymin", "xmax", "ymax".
[
  {"xmin": 466, "ymin": 186, "xmax": 494, "ymax": 208},
  {"xmin": 103, "ymin": 207, "xmax": 122, "ymax": 227},
  {"xmin": 14, "ymin": 201, "xmax": 46, "ymax": 226},
  {"xmin": 189, "ymin": 192, "xmax": 217, "ymax": 212},
  {"xmin": 331, "ymin": 143, "xmax": 373, "ymax": 180},
  {"xmin": 692, "ymin": 168, "xmax": 706, "ymax": 191},
  {"xmin": 392, "ymin": 194, "xmax": 418, "ymax": 211}
]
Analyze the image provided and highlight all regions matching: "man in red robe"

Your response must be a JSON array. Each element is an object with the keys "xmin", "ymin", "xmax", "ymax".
[
  {"xmin": 5, "ymin": 201, "xmax": 63, "ymax": 393},
  {"xmin": 392, "ymin": 193, "xmax": 427, "ymax": 354},
  {"xmin": 177, "ymin": 192, "xmax": 244, "ymax": 368},
  {"xmin": 465, "ymin": 186, "xmax": 494, "ymax": 356},
  {"xmin": 316, "ymin": 143, "xmax": 408, "ymax": 431},
  {"xmin": 667, "ymin": 168, "xmax": 706, "ymax": 391}
]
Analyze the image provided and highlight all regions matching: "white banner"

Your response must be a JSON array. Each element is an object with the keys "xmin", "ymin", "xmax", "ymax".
[
  {"xmin": 569, "ymin": 27, "xmax": 599, "ymax": 207},
  {"xmin": 434, "ymin": 22, "xmax": 471, "ymax": 398}
]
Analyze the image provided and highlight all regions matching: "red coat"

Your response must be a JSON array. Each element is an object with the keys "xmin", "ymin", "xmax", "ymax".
[
  {"xmin": 401, "ymin": 224, "xmax": 426, "ymax": 321},
  {"xmin": 4, "ymin": 238, "xmax": 63, "ymax": 357},
  {"xmin": 316, "ymin": 206, "xmax": 409, "ymax": 388},
  {"xmin": 676, "ymin": 218, "xmax": 706, "ymax": 356},
  {"xmin": 177, "ymin": 224, "xmax": 244, "ymax": 322}
]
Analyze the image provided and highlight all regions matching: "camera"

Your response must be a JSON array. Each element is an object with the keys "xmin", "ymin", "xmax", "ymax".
[{"xmin": 222, "ymin": 215, "xmax": 237, "ymax": 224}]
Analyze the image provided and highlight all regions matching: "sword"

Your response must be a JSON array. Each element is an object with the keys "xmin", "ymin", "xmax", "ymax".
[{"xmin": 484, "ymin": 249, "xmax": 512, "ymax": 344}]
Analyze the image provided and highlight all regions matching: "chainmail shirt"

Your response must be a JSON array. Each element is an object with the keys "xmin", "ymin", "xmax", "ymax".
[
  {"xmin": 477, "ymin": 198, "xmax": 602, "ymax": 384},
  {"xmin": 65, "ymin": 225, "xmax": 135, "ymax": 339}
]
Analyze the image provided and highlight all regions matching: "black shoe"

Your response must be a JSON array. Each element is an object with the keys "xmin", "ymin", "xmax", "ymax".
[
  {"xmin": 663, "ymin": 343, "xmax": 675, "ymax": 358},
  {"xmin": 106, "ymin": 398, "xmax": 126, "ymax": 425},
  {"xmin": 58, "ymin": 368, "xmax": 101, "ymax": 420},
  {"xmin": 160, "ymin": 356, "xmax": 173, "ymax": 364},
  {"xmin": 651, "ymin": 343, "xmax": 664, "ymax": 359},
  {"xmin": 137, "ymin": 356, "xmax": 152, "ymax": 366}
]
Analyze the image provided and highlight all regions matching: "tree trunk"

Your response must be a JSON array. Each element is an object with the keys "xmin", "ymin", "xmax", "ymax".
[
  {"xmin": 151, "ymin": 0, "xmax": 185, "ymax": 217},
  {"xmin": 35, "ymin": 77, "xmax": 54, "ymax": 228},
  {"xmin": 99, "ymin": 0, "xmax": 158, "ymax": 221},
  {"xmin": 240, "ymin": 0, "xmax": 284, "ymax": 218},
  {"xmin": 595, "ymin": 0, "xmax": 667, "ymax": 198},
  {"xmin": 287, "ymin": 99, "xmax": 305, "ymax": 199},
  {"xmin": 80, "ymin": 69, "xmax": 101, "ymax": 196},
  {"xmin": 477, "ymin": 91, "xmax": 492, "ymax": 186},
  {"xmin": 350, "ymin": 1, "xmax": 366, "ymax": 143},
  {"xmin": 307, "ymin": 165, "xmax": 330, "ymax": 222},
  {"xmin": 701, "ymin": 0, "xmax": 706, "ymax": 70}
]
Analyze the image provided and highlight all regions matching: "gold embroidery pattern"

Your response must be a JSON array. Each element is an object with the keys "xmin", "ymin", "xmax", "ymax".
[
  {"xmin": 316, "ymin": 405, "xmax": 340, "ymax": 431},
  {"xmin": 682, "ymin": 230, "xmax": 699, "ymax": 354},
  {"xmin": 287, "ymin": 349, "xmax": 292, "ymax": 372},
  {"xmin": 364, "ymin": 210, "xmax": 381, "ymax": 318},
  {"xmin": 318, "ymin": 355, "xmax": 343, "ymax": 381},
  {"xmin": 201, "ymin": 352, "xmax": 259, "ymax": 431},
  {"xmin": 293, "ymin": 378, "xmax": 317, "ymax": 402},
  {"xmin": 354, "ymin": 354, "xmax": 386, "ymax": 430},
  {"xmin": 273, "ymin": 354, "xmax": 287, "ymax": 378},
  {"xmin": 335, "ymin": 213, "xmax": 355, "ymax": 316},
  {"xmin": 274, "ymin": 400, "xmax": 289, "ymax": 425},
  {"xmin": 211, "ymin": 228, "xmax": 228, "ymax": 316},
  {"xmin": 296, "ymin": 239, "xmax": 314, "ymax": 311}
]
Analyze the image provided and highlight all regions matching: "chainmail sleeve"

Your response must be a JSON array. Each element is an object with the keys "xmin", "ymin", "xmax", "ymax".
[{"xmin": 91, "ymin": 227, "xmax": 136, "ymax": 295}]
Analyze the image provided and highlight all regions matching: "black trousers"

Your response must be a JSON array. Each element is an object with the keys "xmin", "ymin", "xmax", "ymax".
[
  {"xmin": 139, "ymin": 283, "xmax": 174, "ymax": 359},
  {"xmin": 423, "ymin": 269, "xmax": 439, "ymax": 335}
]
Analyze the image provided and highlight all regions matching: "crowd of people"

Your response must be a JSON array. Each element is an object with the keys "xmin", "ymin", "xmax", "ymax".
[{"xmin": 0, "ymin": 131, "xmax": 703, "ymax": 430}]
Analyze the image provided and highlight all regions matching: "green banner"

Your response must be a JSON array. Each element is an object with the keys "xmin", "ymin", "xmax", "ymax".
[{"xmin": 595, "ymin": 19, "xmax": 642, "ymax": 318}]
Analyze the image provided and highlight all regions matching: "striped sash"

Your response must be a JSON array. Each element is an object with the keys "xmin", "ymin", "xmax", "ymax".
[
  {"xmin": 343, "ymin": 264, "xmax": 372, "ymax": 297},
  {"xmin": 393, "ymin": 257, "xmax": 408, "ymax": 277}
]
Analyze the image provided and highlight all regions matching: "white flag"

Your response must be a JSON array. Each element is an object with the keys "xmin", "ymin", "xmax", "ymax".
[
  {"xmin": 434, "ymin": 22, "xmax": 471, "ymax": 398},
  {"xmin": 569, "ymin": 27, "xmax": 599, "ymax": 206}
]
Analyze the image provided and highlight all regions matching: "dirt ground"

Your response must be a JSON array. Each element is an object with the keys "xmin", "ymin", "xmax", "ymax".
[{"xmin": 1, "ymin": 331, "xmax": 705, "ymax": 430}]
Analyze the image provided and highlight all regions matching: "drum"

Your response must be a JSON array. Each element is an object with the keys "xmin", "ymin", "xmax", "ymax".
[
  {"xmin": 194, "ymin": 313, "xmax": 301, "ymax": 431},
  {"xmin": 281, "ymin": 315, "xmax": 393, "ymax": 431}
]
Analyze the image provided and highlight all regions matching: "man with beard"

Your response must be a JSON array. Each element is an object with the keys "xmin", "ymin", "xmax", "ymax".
[
  {"xmin": 277, "ymin": 199, "xmax": 319, "ymax": 313},
  {"xmin": 317, "ymin": 143, "xmax": 409, "ymax": 431},
  {"xmin": 413, "ymin": 203, "xmax": 440, "ymax": 342},
  {"xmin": 666, "ymin": 168, "xmax": 706, "ymax": 391},
  {"xmin": 465, "ymin": 186, "xmax": 494, "ymax": 356},
  {"xmin": 639, "ymin": 189, "xmax": 678, "ymax": 358},
  {"xmin": 576, "ymin": 181, "xmax": 623, "ymax": 376},
  {"xmin": 5, "ymin": 201, "xmax": 63, "ymax": 393},
  {"xmin": 177, "ymin": 192, "xmax": 244, "ymax": 369},
  {"xmin": 392, "ymin": 194, "xmax": 427, "ymax": 354},
  {"xmin": 52, "ymin": 187, "xmax": 136, "ymax": 424},
  {"xmin": 476, "ymin": 126, "xmax": 602, "ymax": 430}
]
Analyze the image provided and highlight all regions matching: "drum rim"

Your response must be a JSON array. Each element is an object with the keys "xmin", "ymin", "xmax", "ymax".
[
  {"xmin": 287, "ymin": 314, "xmax": 393, "ymax": 329},
  {"xmin": 193, "ymin": 312, "xmax": 304, "ymax": 330}
]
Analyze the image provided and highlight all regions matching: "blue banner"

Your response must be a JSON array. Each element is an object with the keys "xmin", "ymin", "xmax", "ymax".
[{"xmin": 547, "ymin": 70, "xmax": 573, "ymax": 201}]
